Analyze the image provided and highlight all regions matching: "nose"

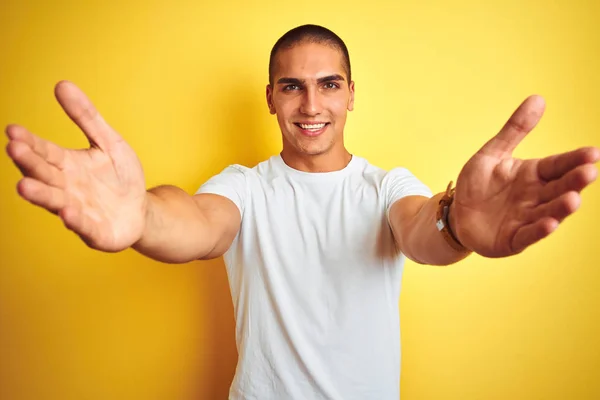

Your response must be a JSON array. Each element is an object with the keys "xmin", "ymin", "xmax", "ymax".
[{"xmin": 299, "ymin": 86, "xmax": 322, "ymax": 116}]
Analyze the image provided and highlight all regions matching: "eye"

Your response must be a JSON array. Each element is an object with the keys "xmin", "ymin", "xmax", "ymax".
[
  {"xmin": 283, "ymin": 84, "xmax": 301, "ymax": 91},
  {"xmin": 323, "ymin": 82, "xmax": 340, "ymax": 90}
]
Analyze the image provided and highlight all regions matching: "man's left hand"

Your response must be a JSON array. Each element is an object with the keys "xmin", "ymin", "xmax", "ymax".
[{"xmin": 450, "ymin": 95, "xmax": 599, "ymax": 257}]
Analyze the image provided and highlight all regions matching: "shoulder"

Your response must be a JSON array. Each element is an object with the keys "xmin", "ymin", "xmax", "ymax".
[
  {"xmin": 351, "ymin": 156, "xmax": 417, "ymax": 185},
  {"xmin": 348, "ymin": 155, "xmax": 387, "ymax": 181},
  {"xmin": 207, "ymin": 156, "xmax": 275, "ymax": 179},
  {"xmin": 354, "ymin": 156, "xmax": 432, "ymax": 200}
]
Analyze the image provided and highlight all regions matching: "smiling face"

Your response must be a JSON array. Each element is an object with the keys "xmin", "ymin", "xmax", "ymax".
[{"xmin": 266, "ymin": 42, "xmax": 355, "ymax": 162}]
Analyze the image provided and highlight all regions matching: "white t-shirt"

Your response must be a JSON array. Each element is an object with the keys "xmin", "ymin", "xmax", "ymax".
[{"xmin": 197, "ymin": 154, "xmax": 432, "ymax": 400}]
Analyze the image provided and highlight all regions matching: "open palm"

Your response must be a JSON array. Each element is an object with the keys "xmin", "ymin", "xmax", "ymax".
[
  {"xmin": 6, "ymin": 81, "xmax": 147, "ymax": 252},
  {"xmin": 451, "ymin": 96, "xmax": 599, "ymax": 257}
]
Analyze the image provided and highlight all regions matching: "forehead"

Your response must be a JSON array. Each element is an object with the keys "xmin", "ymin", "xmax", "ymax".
[{"xmin": 273, "ymin": 42, "xmax": 346, "ymax": 81}]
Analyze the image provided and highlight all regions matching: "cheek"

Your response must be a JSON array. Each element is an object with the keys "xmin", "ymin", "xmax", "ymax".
[
  {"xmin": 330, "ymin": 97, "xmax": 349, "ymax": 119},
  {"xmin": 275, "ymin": 100, "xmax": 297, "ymax": 121},
  {"xmin": 275, "ymin": 108, "xmax": 297, "ymax": 138}
]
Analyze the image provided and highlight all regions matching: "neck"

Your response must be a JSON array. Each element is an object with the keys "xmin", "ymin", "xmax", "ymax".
[{"xmin": 280, "ymin": 146, "xmax": 352, "ymax": 173}]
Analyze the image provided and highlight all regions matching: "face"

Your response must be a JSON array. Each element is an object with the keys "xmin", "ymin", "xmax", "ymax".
[{"xmin": 266, "ymin": 42, "xmax": 355, "ymax": 158}]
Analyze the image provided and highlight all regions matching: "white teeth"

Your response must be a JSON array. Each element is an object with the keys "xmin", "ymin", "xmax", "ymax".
[{"xmin": 299, "ymin": 123, "xmax": 326, "ymax": 130}]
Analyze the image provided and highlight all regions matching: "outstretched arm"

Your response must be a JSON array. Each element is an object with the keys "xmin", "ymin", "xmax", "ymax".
[
  {"xmin": 390, "ymin": 95, "xmax": 599, "ymax": 265},
  {"xmin": 134, "ymin": 189, "xmax": 241, "ymax": 263},
  {"xmin": 389, "ymin": 193, "xmax": 470, "ymax": 265},
  {"xmin": 6, "ymin": 81, "xmax": 241, "ymax": 263}
]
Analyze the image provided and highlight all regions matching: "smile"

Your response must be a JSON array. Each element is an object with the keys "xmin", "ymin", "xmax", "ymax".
[{"xmin": 294, "ymin": 122, "xmax": 330, "ymax": 137}]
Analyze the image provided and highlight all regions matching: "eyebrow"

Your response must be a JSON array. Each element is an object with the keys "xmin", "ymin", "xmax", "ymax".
[{"xmin": 276, "ymin": 74, "xmax": 346, "ymax": 85}]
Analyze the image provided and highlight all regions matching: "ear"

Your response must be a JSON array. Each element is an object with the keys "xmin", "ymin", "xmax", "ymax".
[
  {"xmin": 266, "ymin": 84, "xmax": 276, "ymax": 115},
  {"xmin": 347, "ymin": 81, "xmax": 355, "ymax": 112}
]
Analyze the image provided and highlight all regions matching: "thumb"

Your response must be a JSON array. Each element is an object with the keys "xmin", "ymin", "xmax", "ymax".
[
  {"xmin": 54, "ymin": 80, "xmax": 123, "ymax": 151},
  {"xmin": 480, "ymin": 95, "xmax": 546, "ymax": 158}
]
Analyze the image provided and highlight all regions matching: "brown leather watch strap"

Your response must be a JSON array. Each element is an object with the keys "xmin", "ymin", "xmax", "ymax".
[{"xmin": 436, "ymin": 181, "xmax": 471, "ymax": 254}]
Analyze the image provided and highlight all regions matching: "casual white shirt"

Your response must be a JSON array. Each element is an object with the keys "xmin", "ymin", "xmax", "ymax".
[{"xmin": 197, "ymin": 154, "xmax": 432, "ymax": 400}]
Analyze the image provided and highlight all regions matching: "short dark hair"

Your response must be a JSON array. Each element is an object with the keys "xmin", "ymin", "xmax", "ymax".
[{"xmin": 268, "ymin": 24, "xmax": 351, "ymax": 86}]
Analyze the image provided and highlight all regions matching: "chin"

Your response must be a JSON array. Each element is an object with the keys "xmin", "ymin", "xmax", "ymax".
[
  {"xmin": 283, "ymin": 131, "xmax": 337, "ymax": 157},
  {"xmin": 297, "ymin": 143, "xmax": 333, "ymax": 156}
]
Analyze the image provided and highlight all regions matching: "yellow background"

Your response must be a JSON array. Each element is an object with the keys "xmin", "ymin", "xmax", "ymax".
[{"xmin": 1, "ymin": 0, "xmax": 599, "ymax": 399}]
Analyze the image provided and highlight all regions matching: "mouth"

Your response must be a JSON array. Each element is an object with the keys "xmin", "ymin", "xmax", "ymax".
[{"xmin": 294, "ymin": 122, "xmax": 330, "ymax": 137}]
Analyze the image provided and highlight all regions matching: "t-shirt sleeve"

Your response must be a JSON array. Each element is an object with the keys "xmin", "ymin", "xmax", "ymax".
[
  {"xmin": 195, "ymin": 165, "xmax": 248, "ymax": 217},
  {"xmin": 384, "ymin": 167, "xmax": 433, "ymax": 221}
]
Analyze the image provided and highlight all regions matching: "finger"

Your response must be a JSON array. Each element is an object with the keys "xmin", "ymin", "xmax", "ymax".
[
  {"xmin": 511, "ymin": 217, "xmax": 558, "ymax": 254},
  {"xmin": 5, "ymin": 124, "xmax": 66, "ymax": 168},
  {"xmin": 532, "ymin": 191, "xmax": 580, "ymax": 223},
  {"xmin": 480, "ymin": 95, "xmax": 546, "ymax": 157},
  {"xmin": 54, "ymin": 80, "xmax": 122, "ymax": 151},
  {"xmin": 538, "ymin": 146, "xmax": 600, "ymax": 181},
  {"xmin": 6, "ymin": 140, "xmax": 65, "ymax": 188},
  {"xmin": 16, "ymin": 177, "xmax": 66, "ymax": 214},
  {"xmin": 539, "ymin": 164, "xmax": 597, "ymax": 203}
]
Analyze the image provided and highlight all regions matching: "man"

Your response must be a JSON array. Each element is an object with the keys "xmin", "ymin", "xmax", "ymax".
[{"xmin": 4, "ymin": 24, "xmax": 598, "ymax": 399}]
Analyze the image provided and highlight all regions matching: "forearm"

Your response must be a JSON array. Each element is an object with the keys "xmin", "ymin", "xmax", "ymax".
[
  {"xmin": 132, "ymin": 185, "xmax": 215, "ymax": 264},
  {"xmin": 392, "ymin": 193, "xmax": 471, "ymax": 266}
]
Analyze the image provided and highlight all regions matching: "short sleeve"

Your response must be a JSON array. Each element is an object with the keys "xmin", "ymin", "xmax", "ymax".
[
  {"xmin": 195, "ymin": 165, "xmax": 248, "ymax": 217},
  {"xmin": 384, "ymin": 167, "xmax": 433, "ymax": 221}
]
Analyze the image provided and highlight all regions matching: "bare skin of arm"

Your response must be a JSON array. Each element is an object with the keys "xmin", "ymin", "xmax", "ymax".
[
  {"xmin": 134, "ymin": 189, "xmax": 241, "ymax": 263},
  {"xmin": 5, "ymin": 80, "xmax": 240, "ymax": 263},
  {"xmin": 390, "ymin": 96, "xmax": 599, "ymax": 265}
]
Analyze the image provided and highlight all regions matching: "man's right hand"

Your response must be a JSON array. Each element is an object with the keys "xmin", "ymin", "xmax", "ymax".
[{"xmin": 5, "ymin": 81, "xmax": 147, "ymax": 252}]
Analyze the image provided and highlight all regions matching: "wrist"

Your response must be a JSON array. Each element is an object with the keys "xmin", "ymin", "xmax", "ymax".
[
  {"xmin": 132, "ymin": 191, "xmax": 154, "ymax": 249},
  {"xmin": 436, "ymin": 181, "xmax": 472, "ymax": 255},
  {"xmin": 447, "ymin": 201, "xmax": 464, "ymax": 247}
]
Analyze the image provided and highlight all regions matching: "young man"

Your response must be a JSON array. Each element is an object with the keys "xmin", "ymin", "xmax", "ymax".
[{"xmin": 5, "ymin": 24, "xmax": 598, "ymax": 400}]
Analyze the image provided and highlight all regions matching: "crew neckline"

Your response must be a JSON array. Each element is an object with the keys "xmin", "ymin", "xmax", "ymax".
[{"xmin": 273, "ymin": 154, "xmax": 360, "ymax": 181}]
